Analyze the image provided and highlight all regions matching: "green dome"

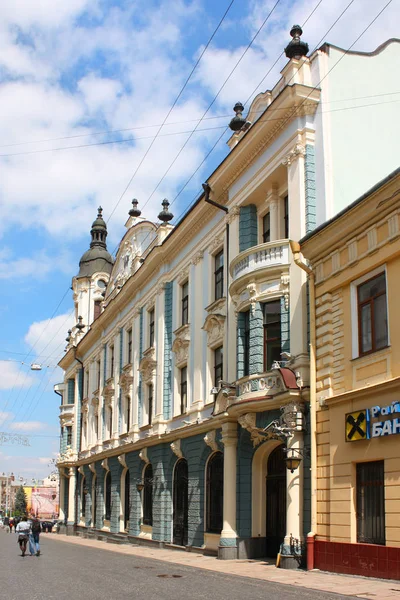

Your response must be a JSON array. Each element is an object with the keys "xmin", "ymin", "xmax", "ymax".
[{"xmin": 77, "ymin": 207, "xmax": 114, "ymax": 279}]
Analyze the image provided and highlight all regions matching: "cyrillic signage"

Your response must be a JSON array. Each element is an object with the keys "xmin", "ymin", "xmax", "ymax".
[{"xmin": 345, "ymin": 402, "xmax": 400, "ymax": 442}]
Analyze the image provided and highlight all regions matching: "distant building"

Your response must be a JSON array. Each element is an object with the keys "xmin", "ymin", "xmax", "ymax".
[
  {"xmin": 55, "ymin": 29, "xmax": 400, "ymax": 567},
  {"xmin": 301, "ymin": 168, "xmax": 400, "ymax": 579}
]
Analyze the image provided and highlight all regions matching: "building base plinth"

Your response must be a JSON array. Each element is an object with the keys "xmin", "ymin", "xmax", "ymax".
[
  {"xmin": 279, "ymin": 554, "xmax": 304, "ymax": 570},
  {"xmin": 218, "ymin": 545, "xmax": 238, "ymax": 560}
]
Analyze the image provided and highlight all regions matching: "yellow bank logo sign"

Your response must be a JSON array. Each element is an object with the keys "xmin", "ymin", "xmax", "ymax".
[{"xmin": 345, "ymin": 402, "xmax": 400, "ymax": 442}]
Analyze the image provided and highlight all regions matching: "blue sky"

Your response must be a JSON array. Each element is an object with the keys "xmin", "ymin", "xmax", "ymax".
[{"xmin": 0, "ymin": 0, "xmax": 398, "ymax": 480}]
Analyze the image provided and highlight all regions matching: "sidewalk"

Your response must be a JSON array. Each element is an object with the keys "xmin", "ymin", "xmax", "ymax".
[{"xmin": 49, "ymin": 534, "xmax": 400, "ymax": 599}]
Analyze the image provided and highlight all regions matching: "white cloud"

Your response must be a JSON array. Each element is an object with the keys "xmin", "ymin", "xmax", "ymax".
[
  {"xmin": 0, "ymin": 361, "xmax": 35, "ymax": 390},
  {"xmin": 24, "ymin": 312, "xmax": 75, "ymax": 363}
]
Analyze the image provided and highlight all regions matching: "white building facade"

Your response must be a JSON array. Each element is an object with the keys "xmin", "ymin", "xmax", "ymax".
[{"xmin": 55, "ymin": 30, "xmax": 400, "ymax": 567}]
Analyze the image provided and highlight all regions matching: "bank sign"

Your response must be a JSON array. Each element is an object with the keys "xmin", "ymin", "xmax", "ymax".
[{"xmin": 345, "ymin": 402, "xmax": 400, "ymax": 442}]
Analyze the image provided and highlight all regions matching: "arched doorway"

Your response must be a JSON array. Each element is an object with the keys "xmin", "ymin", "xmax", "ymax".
[
  {"xmin": 206, "ymin": 452, "xmax": 223, "ymax": 533},
  {"xmin": 105, "ymin": 471, "xmax": 111, "ymax": 522},
  {"xmin": 81, "ymin": 477, "xmax": 86, "ymax": 522},
  {"xmin": 91, "ymin": 475, "xmax": 97, "ymax": 527},
  {"xmin": 173, "ymin": 458, "xmax": 188, "ymax": 546},
  {"xmin": 266, "ymin": 444, "xmax": 286, "ymax": 557},
  {"xmin": 124, "ymin": 470, "xmax": 130, "ymax": 531}
]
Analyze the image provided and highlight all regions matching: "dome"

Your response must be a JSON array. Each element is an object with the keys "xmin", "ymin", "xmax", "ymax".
[{"xmin": 76, "ymin": 207, "xmax": 114, "ymax": 279}]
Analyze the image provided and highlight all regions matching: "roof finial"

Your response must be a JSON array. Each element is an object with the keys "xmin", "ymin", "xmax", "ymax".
[
  {"xmin": 158, "ymin": 199, "xmax": 173, "ymax": 223},
  {"xmin": 229, "ymin": 102, "xmax": 246, "ymax": 132},
  {"xmin": 129, "ymin": 199, "xmax": 142, "ymax": 218},
  {"xmin": 97, "ymin": 206, "xmax": 103, "ymax": 218},
  {"xmin": 284, "ymin": 25, "xmax": 309, "ymax": 60}
]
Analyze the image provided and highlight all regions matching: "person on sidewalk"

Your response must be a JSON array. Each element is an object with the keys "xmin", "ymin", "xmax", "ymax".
[
  {"xmin": 3, "ymin": 516, "xmax": 10, "ymax": 533},
  {"xmin": 30, "ymin": 516, "xmax": 41, "ymax": 556},
  {"xmin": 16, "ymin": 516, "xmax": 31, "ymax": 557}
]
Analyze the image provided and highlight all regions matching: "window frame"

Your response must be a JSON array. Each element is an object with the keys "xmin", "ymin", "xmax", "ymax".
[
  {"xmin": 126, "ymin": 328, "xmax": 133, "ymax": 365},
  {"xmin": 109, "ymin": 344, "xmax": 115, "ymax": 378},
  {"xmin": 243, "ymin": 310, "xmax": 250, "ymax": 377},
  {"xmin": 180, "ymin": 366, "xmax": 188, "ymax": 415},
  {"xmin": 283, "ymin": 195, "xmax": 289, "ymax": 238},
  {"xmin": 350, "ymin": 266, "xmax": 389, "ymax": 359},
  {"xmin": 66, "ymin": 425, "xmax": 72, "ymax": 446},
  {"xmin": 214, "ymin": 346, "xmax": 223, "ymax": 387},
  {"xmin": 356, "ymin": 460, "xmax": 385, "ymax": 545},
  {"xmin": 357, "ymin": 272, "xmax": 388, "ymax": 357},
  {"xmin": 105, "ymin": 471, "xmax": 111, "ymax": 521},
  {"xmin": 214, "ymin": 250, "xmax": 224, "ymax": 301},
  {"xmin": 206, "ymin": 451, "xmax": 224, "ymax": 533},
  {"xmin": 263, "ymin": 300, "xmax": 282, "ymax": 372},
  {"xmin": 143, "ymin": 463, "xmax": 153, "ymax": 526},
  {"xmin": 181, "ymin": 281, "xmax": 189, "ymax": 326},
  {"xmin": 96, "ymin": 359, "xmax": 101, "ymax": 390},
  {"xmin": 147, "ymin": 383, "xmax": 153, "ymax": 426},
  {"xmin": 262, "ymin": 211, "xmax": 271, "ymax": 244},
  {"xmin": 149, "ymin": 308, "xmax": 155, "ymax": 348}
]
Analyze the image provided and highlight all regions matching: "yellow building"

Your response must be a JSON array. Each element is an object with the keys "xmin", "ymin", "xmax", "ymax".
[{"xmin": 300, "ymin": 167, "xmax": 400, "ymax": 579}]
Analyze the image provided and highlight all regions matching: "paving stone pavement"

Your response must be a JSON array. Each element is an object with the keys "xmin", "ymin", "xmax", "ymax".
[{"xmin": 49, "ymin": 533, "xmax": 400, "ymax": 599}]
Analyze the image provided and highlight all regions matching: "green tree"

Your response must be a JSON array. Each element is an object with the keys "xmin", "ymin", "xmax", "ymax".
[{"xmin": 14, "ymin": 485, "xmax": 27, "ymax": 517}]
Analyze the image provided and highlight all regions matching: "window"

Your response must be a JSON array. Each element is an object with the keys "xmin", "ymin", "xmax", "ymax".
[
  {"xmin": 263, "ymin": 212, "xmax": 271, "ymax": 243},
  {"xmin": 180, "ymin": 367, "xmax": 187, "ymax": 415},
  {"xmin": 214, "ymin": 346, "xmax": 223, "ymax": 387},
  {"xmin": 94, "ymin": 300, "xmax": 102, "ymax": 320},
  {"xmin": 125, "ymin": 397, "xmax": 130, "ymax": 433},
  {"xmin": 105, "ymin": 471, "xmax": 111, "ymax": 521},
  {"xmin": 263, "ymin": 300, "xmax": 281, "ymax": 371},
  {"xmin": 96, "ymin": 360, "xmax": 101, "ymax": 390},
  {"xmin": 143, "ymin": 464, "xmax": 153, "ymax": 526},
  {"xmin": 66, "ymin": 425, "xmax": 72, "ymax": 446},
  {"xmin": 284, "ymin": 195, "xmax": 289, "ymax": 238},
  {"xmin": 94, "ymin": 413, "xmax": 99, "ymax": 439},
  {"xmin": 243, "ymin": 311, "xmax": 250, "ymax": 377},
  {"xmin": 149, "ymin": 309, "xmax": 155, "ymax": 347},
  {"xmin": 181, "ymin": 281, "xmax": 189, "ymax": 326},
  {"xmin": 206, "ymin": 452, "xmax": 223, "ymax": 533},
  {"xmin": 109, "ymin": 345, "xmax": 114, "ymax": 378},
  {"xmin": 357, "ymin": 461, "xmax": 385, "ymax": 545},
  {"xmin": 127, "ymin": 328, "xmax": 132, "ymax": 364},
  {"xmin": 148, "ymin": 384, "xmax": 153, "ymax": 425},
  {"xmin": 84, "ymin": 370, "xmax": 89, "ymax": 398},
  {"xmin": 214, "ymin": 250, "xmax": 224, "ymax": 301},
  {"xmin": 358, "ymin": 272, "xmax": 388, "ymax": 356},
  {"xmin": 108, "ymin": 407, "xmax": 113, "ymax": 438},
  {"xmin": 81, "ymin": 477, "xmax": 86, "ymax": 518}
]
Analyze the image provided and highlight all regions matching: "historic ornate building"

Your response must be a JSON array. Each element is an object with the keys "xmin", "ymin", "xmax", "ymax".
[{"xmin": 55, "ymin": 30, "xmax": 399, "ymax": 567}]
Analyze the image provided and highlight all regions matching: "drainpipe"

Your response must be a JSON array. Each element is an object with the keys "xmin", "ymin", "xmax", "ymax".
[
  {"xmin": 289, "ymin": 240, "xmax": 316, "ymax": 570},
  {"xmin": 203, "ymin": 183, "xmax": 230, "ymax": 383}
]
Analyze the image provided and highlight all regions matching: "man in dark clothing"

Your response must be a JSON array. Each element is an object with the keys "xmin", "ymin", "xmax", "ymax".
[{"xmin": 30, "ymin": 515, "xmax": 41, "ymax": 556}]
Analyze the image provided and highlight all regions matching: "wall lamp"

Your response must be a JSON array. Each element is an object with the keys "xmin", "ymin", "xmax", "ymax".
[{"xmin": 284, "ymin": 448, "xmax": 309, "ymax": 473}]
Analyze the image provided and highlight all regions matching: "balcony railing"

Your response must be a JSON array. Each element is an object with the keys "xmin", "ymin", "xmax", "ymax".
[
  {"xmin": 230, "ymin": 240, "xmax": 290, "ymax": 283},
  {"xmin": 59, "ymin": 404, "xmax": 75, "ymax": 417}
]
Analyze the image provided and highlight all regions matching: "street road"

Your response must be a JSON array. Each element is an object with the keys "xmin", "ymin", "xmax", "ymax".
[{"xmin": 0, "ymin": 531, "xmax": 358, "ymax": 600}]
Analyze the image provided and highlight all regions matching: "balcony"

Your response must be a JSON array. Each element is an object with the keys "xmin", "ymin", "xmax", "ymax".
[
  {"xmin": 230, "ymin": 240, "xmax": 290, "ymax": 283},
  {"xmin": 59, "ymin": 404, "xmax": 75, "ymax": 419}
]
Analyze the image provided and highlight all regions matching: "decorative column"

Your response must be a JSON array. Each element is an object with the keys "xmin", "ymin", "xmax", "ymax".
[
  {"xmin": 267, "ymin": 184, "xmax": 279, "ymax": 241},
  {"xmin": 280, "ymin": 403, "xmax": 304, "ymax": 569},
  {"xmin": 67, "ymin": 467, "xmax": 77, "ymax": 534},
  {"xmin": 218, "ymin": 422, "xmax": 238, "ymax": 560},
  {"xmin": 58, "ymin": 470, "xmax": 66, "ymax": 522}
]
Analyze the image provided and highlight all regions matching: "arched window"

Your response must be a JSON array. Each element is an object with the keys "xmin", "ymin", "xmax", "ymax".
[
  {"xmin": 105, "ymin": 471, "xmax": 111, "ymax": 521},
  {"xmin": 206, "ymin": 452, "xmax": 223, "ymax": 533},
  {"xmin": 143, "ymin": 464, "xmax": 153, "ymax": 526},
  {"xmin": 92, "ymin": 475, "xmax": 97, "ymax": 527}
]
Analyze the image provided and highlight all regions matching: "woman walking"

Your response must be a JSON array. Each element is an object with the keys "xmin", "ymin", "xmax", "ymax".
[{"xmin": 15, "ymin": 516, "xmax": 31, "ymax": 557}]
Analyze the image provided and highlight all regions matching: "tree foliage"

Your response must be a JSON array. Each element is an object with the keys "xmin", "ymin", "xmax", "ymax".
[{"xmin": 14, "ymin": 485, "xmax": 27, "ymax": 516}]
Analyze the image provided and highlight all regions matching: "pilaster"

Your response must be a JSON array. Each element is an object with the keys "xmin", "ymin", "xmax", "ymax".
[{"xmin": 219, "ymin": 422, "xmax": 238, "ymax": 559}]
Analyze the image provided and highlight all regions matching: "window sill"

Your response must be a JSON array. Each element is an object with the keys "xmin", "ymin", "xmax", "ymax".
[
  {"xmin": 139, "ymin": 424, "xmax": 152, "ymax": 432},
  {"xmin": 351, "ymin": 345, "xmax": 390, "ymax": 362}
]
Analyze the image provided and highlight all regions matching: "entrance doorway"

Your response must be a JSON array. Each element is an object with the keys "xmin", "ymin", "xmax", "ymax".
[
  {"xmin": 173, "ymin": 459, "xmax": 188, "ymax": 546},
  {"xmin": 124, "ymin": 470, "xmax": 130, "ymax": 531},
  {"xmin": 266, "ymin": 444, "xmax": 286, "ymax": 557}
]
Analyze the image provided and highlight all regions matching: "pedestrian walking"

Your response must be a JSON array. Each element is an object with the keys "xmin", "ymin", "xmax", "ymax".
[
  {"xmin": 3, "ymin": 516, "xmax": 10, "ymax": 533},
  {"xmin": 15, "ymin": 516, "xmax": 31, "ymax": 557},
  {"xmin": 9, "ymin": 518, "xmax": 14, "ymax": 533},
  {"xmin": 30, "ymin": 515, "xmax": 41, "ymax": 556}
]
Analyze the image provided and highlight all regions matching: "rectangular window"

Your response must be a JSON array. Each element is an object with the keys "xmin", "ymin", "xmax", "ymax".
[
  {"xmin": 357, "ymin": 272, "xmax": 388, "ymax": 356},
  {"xmin": 262, "ymin": 212, "xmax": 270, "ymax": 243},
  {"xmin": 263, "ymin": 300, "xmax": 281, "ymax": 371},
  {"xmin": 94, "ymin": 414, "xmax": 99, "ymax": 438},
  {"xmin": 214, "ymin": 250, "xmax": 224, "ymax": 301},
  {"xmin": 284, "ymin": 195, "xmax": 289, "ymax": 238},
  {"xmin": 357, "ymin": 461, "xmax": 385, "ymax": 545},
  {"xmin": 214, "ymin": 346, "xmax": 223, "ymax": 387},
  {"xmin": 110, "ymin": 345, "xmax": 114, "ymax": 378},
  {"xmin": 66, "ymin": 426, "xmax": 72, "ymax": 446},
  {"xmin": 94, "ymin": 300, "xmax": 102, "ymax": 320},
  {"xmin": 96, "ymin": 360, "xmax": 101, "ymax": 390},
  {"xmin": 243, "ymin": 311, "xmax": 250, "ymax": 377},
  {"xmin": 148, "ymin": 384, "xmax": 153, "ymax": 425},
  {"xmin": 149, "ymin": 309, "xmax": 155, "ymax": 347},
  {"xmin": 126, "ymin": 399, "xmax": 130, "ymax": 433},
  {"xmin": 180, "ymin": 366, "xmax": 188, "ymax": 415},
  {"xmin": 108, "ymin": 407, "xmax": 113, "ymax": 438},
  {"xmin": 181, "ymin": 281, "xmax": 189, "ymax": 325},
  {"xmin": 84, "ymin": 370, "xmax": 89, "ymax": 398},
  {"xmin": 127, "ymin": 328, "xmax": 132, "ymax": 364}
]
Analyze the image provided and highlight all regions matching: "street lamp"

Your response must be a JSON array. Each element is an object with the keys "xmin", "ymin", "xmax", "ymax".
[{"xmin": 284, "ymin": 448, "xmax": 303, "ymax": 473}]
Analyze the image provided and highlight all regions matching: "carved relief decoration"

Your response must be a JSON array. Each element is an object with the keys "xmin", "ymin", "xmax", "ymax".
[
  {"xmin": 225, "ymin": 205, "xmax": 240, "ymax": 224},
  {"xmin": 117, "ymin": 454, "xmax": 127, "ymax": 469},
  {"xmin": 139, "ymin": 448, "xmax": 149, "ymax": 464},
  {"xmin": 101, "ymin": 458, "xmax": 109, "ymax": 471},
  {"xmin": 202, "ymin": 313, "xmax": 225, "ymax": 349},
  {"xmin": 78, "ymin": 466, "xmax": 85, "ymax": 476},
  {"xmin": 204, "ymin": 430, "xmax": 219, "ymax": 453},
  {"xmin": 282, "ymin": 143, "xmax": 306, "ymax": 166},
  {"xmin": 170, "ymin": 439, "xmax": 183, "ymax": 459},
  {"xmin": 212, "ymin": 386, "xmax": 236, "ymax": 416},
  {"xmin": 238, "ymin": 413, "xmax": 266, "ymax": 447},
  {"xmin": 177, "ymin": 268, "xmax": 189, "ymax": 284},
  {"xmin": 191, "ymin": 250, "xmax": 204, "ymax": 266},
  {"xmin": 89, "ymin": 463, "xmax": 96, "ymax": 474},
  {"xmin": 119, "ymin": 368, "xmax": 133, "ymax": 394},
  {"xmin": 103, "ymin": 381, "xmax": 114, "ymax": 405},
  {"xmin": 209, "ymin": 236, "xmax": 223, "ymax": 253},
  {"xmin": 172, "ymin": 324, "xmax": 190, "ymax": 368},
  {"xmin": 139, "ymin": 347, "xmax": 157, "ymax": 384},
  {"xmin": 280, "ymin": 274, "xmax": 290, "ymax": 310}
]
